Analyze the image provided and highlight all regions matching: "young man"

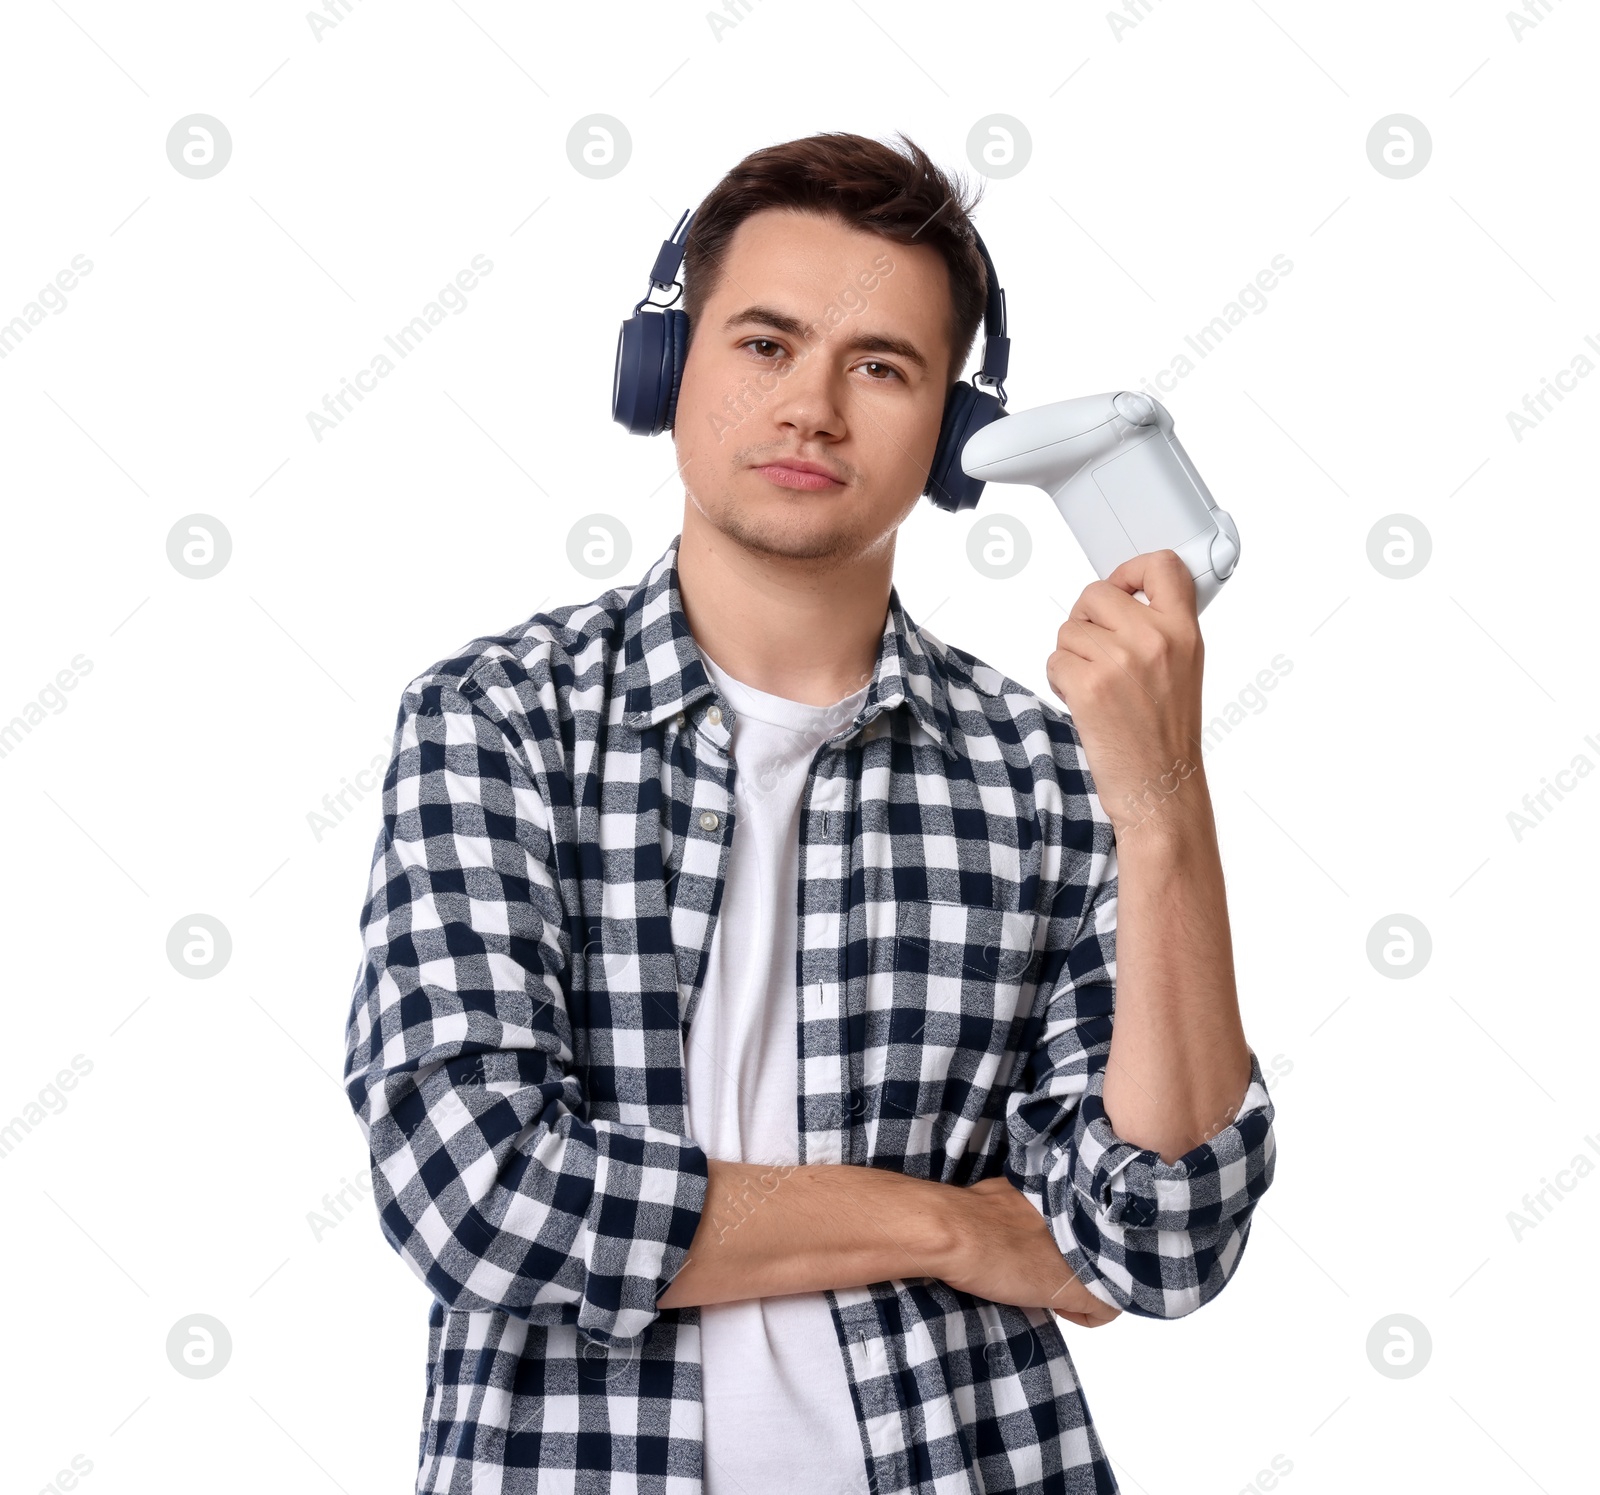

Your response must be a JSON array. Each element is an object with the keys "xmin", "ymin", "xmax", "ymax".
[{"xmin": 344, "ymin": 131, "xmax": 1277, "ymax": 1495}]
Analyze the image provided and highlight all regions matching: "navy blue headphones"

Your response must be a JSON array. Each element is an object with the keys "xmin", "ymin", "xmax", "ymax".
[{"xmin": 611, "ymin": 205, "xmax": 1012, "ymax": 513}]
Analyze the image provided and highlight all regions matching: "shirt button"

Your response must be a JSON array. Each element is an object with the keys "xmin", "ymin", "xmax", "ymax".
[
  {"xmin": 706, "ymin": 705, "xmax": 722, "ymax": 725},
  {"xmin": 674, "ymin": 711, "xmax": 686, "ymax": 727},
  {"xmin": 698, "ymin": 811, "xmax": 720, "ymax": 832}
]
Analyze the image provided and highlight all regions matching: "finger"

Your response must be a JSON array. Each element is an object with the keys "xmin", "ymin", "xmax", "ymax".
[
  {"xmin": 1045, "ymin": 651, "xmax": 1092, "ymax": 712},
  {"xmin": 1105, "ymin": 550, "xmax": 1194, "ymax": 614},
  {"xmin": 1055, "ymin": 612, "xmax": 1122, "ymax": 665},
  {"xmin": 1056, "ymin": 616, "xmax": 1144, "ymax": 693},
  {"xmin": 1069, "ymin": 578, "xmax": 1146, "ymax": 630},
  {"xmin": 1051, "ymin": 622, "xmax": 1102, "ymax": 667},
  {"xmin": 1057, "ymin": 612, "xmax": 1164, "ymax": 708}
]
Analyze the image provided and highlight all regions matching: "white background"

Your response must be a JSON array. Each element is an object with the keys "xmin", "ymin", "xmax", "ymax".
[{"xmin": 1, "ymin": 2, "xmax": 1594, "ymax": 1492}]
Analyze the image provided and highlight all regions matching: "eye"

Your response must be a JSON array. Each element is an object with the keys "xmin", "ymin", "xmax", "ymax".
[
  {"xmin": 741, "ymin": 338, "xmax": 787, "ymax": 360},
  {"xmin": 857, "ymin": 360, "xmax": 903, "ymax": 383}
]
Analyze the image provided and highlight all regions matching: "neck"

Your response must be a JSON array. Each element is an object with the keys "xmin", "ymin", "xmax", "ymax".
[{"xmin": 675, "ymin": 503, "xmax": 889, "ymax": 707}]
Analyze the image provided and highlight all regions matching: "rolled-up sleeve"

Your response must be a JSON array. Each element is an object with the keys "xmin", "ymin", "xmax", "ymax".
[
  {"xmin": 341, "ymin": 671, "xmax": 709, "ymax": 1346},
  {"xmin": 1002, "ymin": 829, "xmax": 1277, "ymax": 1320}
]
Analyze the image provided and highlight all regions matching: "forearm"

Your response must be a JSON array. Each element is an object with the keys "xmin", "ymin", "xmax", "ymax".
[
  {"xmin": 1101, "ymin": 768, "xmax": 1253, "ymax": 1164},
  {"xmin": 657, "ymin": 1157, "xmax": 956, "ymax": 1310}
]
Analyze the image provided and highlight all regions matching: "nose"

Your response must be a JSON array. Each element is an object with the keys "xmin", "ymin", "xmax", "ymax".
[{"xmin": 762, "ymin": 342, "xmax": 847, "ymax": 441}]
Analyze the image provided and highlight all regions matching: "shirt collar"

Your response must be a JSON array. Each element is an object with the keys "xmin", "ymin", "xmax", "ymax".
[{"xmin": 619, "ymin": 532, "xmax": 957, "ymax": 760}]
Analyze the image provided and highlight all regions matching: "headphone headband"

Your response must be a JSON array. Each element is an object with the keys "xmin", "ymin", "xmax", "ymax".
[
  {"xmin": 969, "ymin": 231, "xmax": 1010, "ymax": 399},
  {"xmin": 639, "ymin": 207, "xmax": 694, "ymax": 304}
]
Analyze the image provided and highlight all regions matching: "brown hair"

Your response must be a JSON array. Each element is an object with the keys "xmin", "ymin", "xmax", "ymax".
[{"xmin": 681, "ymin": 130, "xmax": 989, "ymax": 390}]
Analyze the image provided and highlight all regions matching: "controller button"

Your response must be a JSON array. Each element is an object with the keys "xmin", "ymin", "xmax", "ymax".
[
  {"xmin": 1210, "ymin": 528, "xmax": 1240, "ymax": 579},
  {"xmin": 1113, "ymin": 391, "xmax": 1157, "ymax": 426}
]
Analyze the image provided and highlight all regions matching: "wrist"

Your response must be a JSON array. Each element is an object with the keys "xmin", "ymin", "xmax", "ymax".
[
  {"xmin": 1112, "ymin": 775, "xmax": 1217, "ymax": 859},
  {"xmin": 913, "ymin": 1175, "xmax": 974, "ymax": 1282}
]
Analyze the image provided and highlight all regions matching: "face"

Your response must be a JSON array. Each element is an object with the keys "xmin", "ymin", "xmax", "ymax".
[{"xmin": 671, "ymin": 207, "xmax": 957, "ymax": 564}]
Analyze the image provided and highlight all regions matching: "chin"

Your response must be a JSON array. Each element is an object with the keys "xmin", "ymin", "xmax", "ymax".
[{"xmin": 717, "ymin": 503, "xmax": 856, "ymax": 561}]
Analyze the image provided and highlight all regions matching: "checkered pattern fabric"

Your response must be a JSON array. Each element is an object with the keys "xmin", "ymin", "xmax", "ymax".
[{"xmin": 343, "ymin": 532, "xmax": 1277, "ymax": 1494}]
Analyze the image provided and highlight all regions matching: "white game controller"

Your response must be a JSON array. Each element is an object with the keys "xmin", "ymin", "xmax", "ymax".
[{"xmin": 960, "ymin": 391, "xmax": 1241, "ymax": 614}]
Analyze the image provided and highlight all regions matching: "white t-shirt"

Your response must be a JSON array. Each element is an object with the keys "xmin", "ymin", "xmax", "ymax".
[{"xmin": 685, "ymin": 649, "xmax": 872, "ymax": 1495}]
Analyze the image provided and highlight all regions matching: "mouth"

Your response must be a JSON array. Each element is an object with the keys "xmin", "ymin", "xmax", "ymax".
[{"xmin": 750, "ymin": 460, "xmax": 846, "ymax": 492}]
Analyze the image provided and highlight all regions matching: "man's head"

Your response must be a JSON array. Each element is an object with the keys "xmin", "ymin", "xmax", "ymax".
[{"xmin": 671, "ymin": 131, "xmax": 988, "ymax": 566}]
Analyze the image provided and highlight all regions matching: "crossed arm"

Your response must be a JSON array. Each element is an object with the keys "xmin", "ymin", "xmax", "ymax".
[
  {"xmin": 655, "ymin": 1157, "xmax": 1123, "ymax": 1327},
  {"xmin": 344, "ymin": 674, "xmax": 1276, "ymax": 1347}
]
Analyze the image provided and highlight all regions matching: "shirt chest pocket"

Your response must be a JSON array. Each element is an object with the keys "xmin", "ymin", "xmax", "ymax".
[{"xmin": 856, "ymin": 897, "xmax": 1039, "ymax": 1168}]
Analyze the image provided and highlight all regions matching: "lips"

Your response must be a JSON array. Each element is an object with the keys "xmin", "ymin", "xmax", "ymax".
[{"xmin": 752, "ymin": 457, "xmax": 846, "ymax": 491}]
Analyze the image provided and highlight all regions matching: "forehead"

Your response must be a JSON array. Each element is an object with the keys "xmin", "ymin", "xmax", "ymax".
[{"xmin": 708, "ymin": 207, "xmax": 952, "ymax": 331}]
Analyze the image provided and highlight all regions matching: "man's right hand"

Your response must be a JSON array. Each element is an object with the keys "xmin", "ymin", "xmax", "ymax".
[{"xmin": 940, "ymin": 1175, "xmax": 1123, "ymax": 1328}]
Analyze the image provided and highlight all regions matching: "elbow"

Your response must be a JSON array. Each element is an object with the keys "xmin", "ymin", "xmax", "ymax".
[
  {"xmin": 350, "ymin": 1074, "xmax": 599, "ymax": 1327},
  {"xmin": 1004, "ymin": 1051, "xmax": 1281, "ymax": 1321},
  {"xmin": 361, "ymin": 1102, "xmax": 711, "ymax": 1347},
  {"xmin": 1068, "ymin": 1211, "xmax": 1262, "ymax": 1322},
  {"xmin": 1042, "ymin": 1121, "xmax": 1277, "ymax": 1321},
  {"xmin": 370, "ymin": 1146, "xmax": 595, "ymax": 1326}
]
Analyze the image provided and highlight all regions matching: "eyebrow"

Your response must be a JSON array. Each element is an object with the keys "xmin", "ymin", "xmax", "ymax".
[{"xmin": 721, "ymin": 304, "xmax": 930, "ymax": 374}]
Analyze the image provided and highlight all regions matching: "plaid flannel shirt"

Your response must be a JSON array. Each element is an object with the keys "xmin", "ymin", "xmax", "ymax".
[{"xmin": 343, "ymin": 532, "xmax": 1277, "ymax": 1495}]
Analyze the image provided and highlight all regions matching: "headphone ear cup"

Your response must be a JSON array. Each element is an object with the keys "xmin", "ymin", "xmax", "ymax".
[
  {"xmin": 925, "ymin": 381, "xmax": 1008, "ymax": 512},
  {"xmin": 612, "ymin": 312, "xmax": 658, "ymax": 434},
  {"xmin": 613, "ymin": 307, "xmax": 691, "ymax": 435},
  {"xmin": 661, "ymin": 308, "xmax": 690, "ymax": 433}
]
